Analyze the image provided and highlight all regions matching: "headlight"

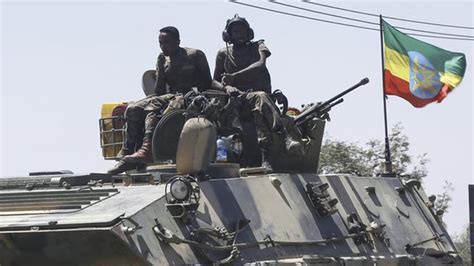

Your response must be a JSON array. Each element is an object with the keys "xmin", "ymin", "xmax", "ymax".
[
  {"xmin": 165, "ymin": 175, "xmax": 201, "ymax": 220},
  {"xmin": 169, "ymin": 178, "xmax": 190, "ymax": 201}
]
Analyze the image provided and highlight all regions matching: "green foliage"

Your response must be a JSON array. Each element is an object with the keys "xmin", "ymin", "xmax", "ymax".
[
  {"xmin": 318, "ymin": 123, "xmax": 428, "ymax": 180},
  {"xmin": 318, "ymin": 139, "xmax": 373, "ymax": 176},
  {"xmin": 434, "ymin": 181, "xmax": 454, "ymax": 215},
  {"xmin": 453, "ymin": 224, "xmax": 471, "ymax": 265},
  {"xmin": 318, "ymin": 123, "xmax": 460, "ymax": 259},
  {"xmin": 318, "ymin": 123, "xmax": 453, "ymax": 224}
]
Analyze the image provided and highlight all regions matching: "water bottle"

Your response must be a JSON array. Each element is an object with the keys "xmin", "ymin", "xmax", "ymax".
[{"xmin": 216, "ymin": 137, "xmax": 228, "ymax": 162}]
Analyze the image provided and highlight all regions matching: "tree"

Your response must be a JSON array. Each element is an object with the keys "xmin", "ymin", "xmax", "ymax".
[
  {"xmin": 434, "ymin": 181, "xmax": 454, "ymax": 215},
  {"xmin": 318, "ymin": 138, "xmax": 373, "ymax": 176},
  {"xmin": 318, "ymin": 123, "xmax": 452, "ymax": 223},
  {"xmin": 318, "ymin": 124, "xmax": 464, "ymax": 260},
  {"xmin": 319, "ymin": 123, "xmax": 428, "ymax": 180},
  {"xmin": 453, "ymin": 225, "xmax": 471, "ymax": 265}
]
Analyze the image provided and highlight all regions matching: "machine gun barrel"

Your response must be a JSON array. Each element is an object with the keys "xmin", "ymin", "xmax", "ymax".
[
  {"xmin": 295, "ymin": 77, "xmax": 369, "ymax": 126},
  {"xmin": 202, "ymin": 90, "xmax": 229, "ymax": 97},
  {"xmin": 318, "ymin": 98, "xmax": 344, "ymax": 115}
]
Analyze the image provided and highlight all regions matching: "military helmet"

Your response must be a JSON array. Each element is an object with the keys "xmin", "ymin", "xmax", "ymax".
[{"xmin": 222, "ymin": 14, "xmax": 254, "ymax": 43}]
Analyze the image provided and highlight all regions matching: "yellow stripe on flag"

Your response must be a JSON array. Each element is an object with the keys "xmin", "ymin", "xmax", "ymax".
[
  {"xmin": 385, "ymin": 45, "xmax": 463, "ymax": 89},
  {"xmin": 384, "ymin": 45, "xmax": 409, "ymax": 81},
  {"xmin": 440, "ymin": 72, "xmax": 463, "ymax": 88}
]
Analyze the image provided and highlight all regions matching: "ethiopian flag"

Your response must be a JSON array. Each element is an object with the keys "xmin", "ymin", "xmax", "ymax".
[{"xmin": 383, "ymin": 20, "xmax": 466, "ymax": 108}]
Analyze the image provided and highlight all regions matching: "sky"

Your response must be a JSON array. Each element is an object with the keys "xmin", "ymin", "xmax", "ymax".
[{"xmin": 1, "ymin": 0, "xmax": 473, "ymax": 236}]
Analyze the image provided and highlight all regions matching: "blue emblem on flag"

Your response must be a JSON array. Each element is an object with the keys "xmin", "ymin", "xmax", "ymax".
[{"xmin": 408, "ymin": 51, "xmax": 442, "ymax": 99}]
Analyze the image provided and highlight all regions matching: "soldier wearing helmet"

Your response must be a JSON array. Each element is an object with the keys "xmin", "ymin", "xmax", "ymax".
[
  {"xmin": 212, "ymin": 15, "xmax": 301, "ymax": 170},
  {"xmin": 213, "ymin": 14, "xmax": 272, "ymax": 94}
]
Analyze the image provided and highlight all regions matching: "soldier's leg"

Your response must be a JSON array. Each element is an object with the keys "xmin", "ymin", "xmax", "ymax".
[
  {"xmin": 244, "ymin": 91, "xmax": 278, "ymax": 146},
  {"xmin": 123, "ymin": 94, "xmax": 172, "ymax": 164},
  {"xmin": 122, "ymin": 111, "xmax": 159, "ymax": 163},
  {"xmin": 244, "ymin": 92, "xmax": 303, "ymax": 169},
  {"xmin": 108, "ymin": 96, "xmax": 151, "ymax": 174},
  {"xmin": 243, "ymin": 92, "xmax": 278, "ymax": 170},
  {"xmin": 108, "ymin": 95, "xmax": 162, "ymax": 174},
  {"xmin": 119, "ymin": 100, "xmax": 147, "ymax": 157}
]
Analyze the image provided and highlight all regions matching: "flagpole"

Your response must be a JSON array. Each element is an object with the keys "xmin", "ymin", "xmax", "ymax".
[{"xmin": 379, "ymin": 15, "xmax": 393, "ymax": 176}]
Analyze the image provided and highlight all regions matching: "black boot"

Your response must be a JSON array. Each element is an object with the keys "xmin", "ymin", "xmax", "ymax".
[
  {"xmin": 261, "ymin": 149, "xmax": 273, "ymax": 172},
  {"xmin": 275, "ymin": 129, "xmax": 304, "ymax": 155},
  {"xmin": 116, "ymin": 146, "xmax": 134, "ymax": 159},
  {"xmin": 107, "ymin": 160, "xmax": 137, "ymax": 175},
  {"xmin": 284, "ymin": 135, "xmax": 304, "ymax": 155},
  {"xmin": 115, "ymin": 135, "xmax": 136, "ymax": 159},
  {"xmin": 123, "ymin": 139, "xmax": 153, "ymax": 164},
  {"xmin": 123, "ymin": 114, "xmax": 157, "ymax": 163}
]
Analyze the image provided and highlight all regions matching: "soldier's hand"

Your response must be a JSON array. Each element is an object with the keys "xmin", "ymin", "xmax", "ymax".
[
  {"xmin": 157, "ymin": 54, "xmax": 166, "ymax": 70},
  {"xmin": 222, "ymin": 73, "xmax": 235, "ymax": 85},
  {"xmin": 224, "ymin": 86, "xmax": 242, "ymax": 97}
]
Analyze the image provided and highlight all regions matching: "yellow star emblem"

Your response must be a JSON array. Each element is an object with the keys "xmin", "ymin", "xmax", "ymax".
[{"xmin": 411, "ymin": 56, "xmax": 438, "ymax": 98}]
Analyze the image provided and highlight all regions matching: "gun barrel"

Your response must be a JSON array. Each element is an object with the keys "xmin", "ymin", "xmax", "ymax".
[
  {"xmin": 202, "ymin": 90, "xmax": 229, "ymax": 97},
  {"xmin": 318, "ymin": 98, "xmax": 344, "ymax": 115},
  {"xmin": 294, "ymin": 77, "xmax": 369, "ymax": 125},
  {"xmin": 322, "ymin": 77, "xmax": 369, "ymax": 107}
]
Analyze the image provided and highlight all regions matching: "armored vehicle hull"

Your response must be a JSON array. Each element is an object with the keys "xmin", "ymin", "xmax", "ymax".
[
  {"xmin": 0, "ymin": 78, "xmax": 461, "ymax": 265},
  {"xmin": 0, "ymin": 170, "xmax": 461, "ymax": 265}
]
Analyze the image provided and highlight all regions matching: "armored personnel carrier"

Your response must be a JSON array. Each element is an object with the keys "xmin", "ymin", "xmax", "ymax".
[{"xmin": 0, "ymin": 75, "xmax": 462, "ymax": 265}]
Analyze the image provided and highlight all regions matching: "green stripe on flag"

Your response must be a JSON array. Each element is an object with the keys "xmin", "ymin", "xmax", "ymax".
[{"xmin": 383, "ymin": 20, "xmax": 466, "ymax": 78}]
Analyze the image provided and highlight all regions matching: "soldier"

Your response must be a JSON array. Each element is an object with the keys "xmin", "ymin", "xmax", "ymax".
[
  {"xmin": 212, "ymin": 14, "xmax": 301, "ymax": 170},
  {"xmin": 108, "ymin": 26, "xmax": 212, "ymax": 174}
]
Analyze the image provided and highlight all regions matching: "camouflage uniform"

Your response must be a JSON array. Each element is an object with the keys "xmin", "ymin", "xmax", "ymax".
[
  {"xmin": 122, "ymin": 47, "xmax": 211, "ymax": 153},
  {"xmin": 123, "ymin": 94, "xmax": 174, "ymax": 152},
  {"xmin": 215, "ymin": 41, "xmax": 281, "ymax": 145},
  {"xmin": 216, "ymin": 40, "xmax": 272, "ymax": 93},
  {"xmin": 155, "ymin": 48, "xmax": 212, "ymax": 95}
]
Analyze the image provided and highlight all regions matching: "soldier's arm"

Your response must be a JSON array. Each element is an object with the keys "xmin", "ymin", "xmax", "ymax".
[
  {"xmin": 154, "ymin": 54, "xmax": 167, "ymax": 95},
  {"xmin": 211, "ymin": 50, "xmax": 226, "ymax": 91},
  {"xmin": 194, "ymin": 50, "xmax": 212, "ymax": 92},
  {"xmin": 222, "ymin": 43, "xmax": 270, "ymax": 85}
]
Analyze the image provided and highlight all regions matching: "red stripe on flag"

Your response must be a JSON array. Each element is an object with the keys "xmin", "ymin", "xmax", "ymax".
[{"xmin": 384, "ymin": 70, "xmax": 437, "ymax": 108}]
